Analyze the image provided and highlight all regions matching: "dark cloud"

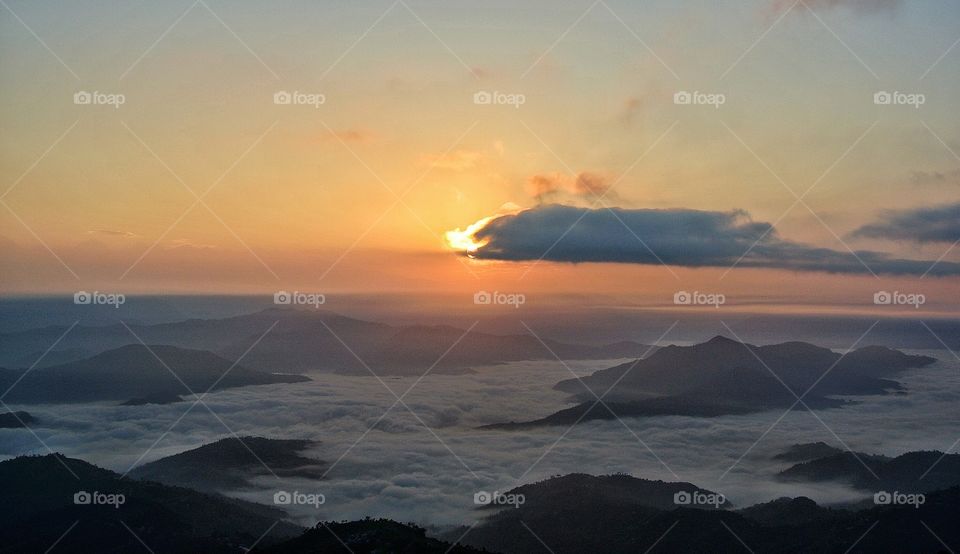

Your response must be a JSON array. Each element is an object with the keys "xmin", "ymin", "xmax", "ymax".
[
  {"xmin": 463, "ymin": 204, "xmax": 960, "ymax": 276},
  {"xmin": 851, "ymin": 202, "xmax": 960, "ymax": 243}
]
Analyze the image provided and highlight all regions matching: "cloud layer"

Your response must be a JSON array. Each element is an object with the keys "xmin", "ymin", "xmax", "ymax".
[
  {"xmin": 460, "ymin": 204, "xmax": 960, "ymax": 276},
  {"xmin": 851, "ymin": 202, "xmax": 960, "ymax": 243}
]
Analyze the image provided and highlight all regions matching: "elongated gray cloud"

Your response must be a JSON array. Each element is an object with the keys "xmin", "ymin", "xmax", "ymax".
[
  {"xmin": 851, "ymin": 202, "xmax": 960, "ymax": 243},
  {"xmin": 460, "ymin": 204, "xmax": 960, "ymax": 276}
]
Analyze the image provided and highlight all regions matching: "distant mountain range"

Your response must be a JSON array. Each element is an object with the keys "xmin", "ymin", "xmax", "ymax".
[
  {"xmin": 129, "ymin": 437, "xmax": 326, "ymax": 493},
  {"xmin": 484, "ymin": 336, "xmax": 935, "ymax": 429},
  {"xmin": 0, "ymin": 410, "xmax": 34, "ymax": 428},
  {"xmin": 0, "ymin": 344, "xmax": 309, "ymax": 404},
  {"xmin": 778, "ymin": 449, "xmax": 960, "ymax": 493},
  {"xmin": 0, "ymin": 308, "xmax": 653, "ymax": 375}
]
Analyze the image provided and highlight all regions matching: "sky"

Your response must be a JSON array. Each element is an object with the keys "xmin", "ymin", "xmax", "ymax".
[{"xmin": 1, "ymin": 0, "xmax": 958, "ymax": 314}]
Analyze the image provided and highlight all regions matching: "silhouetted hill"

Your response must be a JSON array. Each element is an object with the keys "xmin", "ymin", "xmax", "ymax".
[
  {"xmin": 457, "ymin": 473, "xmax": 960, "ymax": 554},
  {"xmin": 257, "ymin": 518, "xmax": 488, "ymax": 553},
  {"xmin": 0, "ymin": 344, "xmax": 309, "ymax": 403},
  {"xmin": 0, "ymin": 454, "xmax": 302, "ymax": 553},
  {"xmin": 486, "ymin": 337, "xmax": 934, "ymax": 428},
  {"xmin": 486, "ymin": 473, "xmax": 729, "ymax": 511},
  {"xmin": 129, "ymin": 437, "xmax": 325, "ymax": 492},
  {"xmin": 0, "ymin": 308, "xmax": 653, "ymax": 375},
  {"xmin": 120, "ymin": 391, "xmax": 183, "ymax": 405},
  {"xmin": 0, "ymin": 410, "xmax": 34, "ymax": 428},
  {"xmin": 773, "ymin": 442, "xmax": 845, "ymax": 462},
  {"xmin": 778, "ymin": 450, "xmax": 960, "ymax": 493}
]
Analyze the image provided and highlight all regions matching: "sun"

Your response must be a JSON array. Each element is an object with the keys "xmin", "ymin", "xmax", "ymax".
[{"xmin": 445, "ymin": 216, "xmax": 494, "ymax": 255}]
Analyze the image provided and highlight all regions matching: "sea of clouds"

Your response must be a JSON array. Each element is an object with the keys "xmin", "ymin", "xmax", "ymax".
[{"xmin": 2, "ymin": 352, "xmax": 958, "ymax": 528}]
